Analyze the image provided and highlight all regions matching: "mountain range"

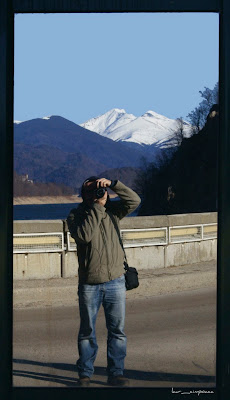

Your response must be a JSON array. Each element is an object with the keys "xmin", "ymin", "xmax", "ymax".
[
  {"xmin": 80, "ymin": 108, "xmax": 191, "ymax": 146},
  {"xmin": 14, "ymin": 109, "xmax": 192, "ymax": 191}
]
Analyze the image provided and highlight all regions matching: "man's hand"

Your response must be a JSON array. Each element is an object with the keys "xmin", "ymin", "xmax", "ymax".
[{"xmin": 95, "ymin": 178, "xmax": 112, "ymax": 188}]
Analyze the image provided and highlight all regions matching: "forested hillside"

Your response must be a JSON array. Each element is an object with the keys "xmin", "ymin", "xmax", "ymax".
[{"xmin": 137, "ymin": 104, "xmax": 219, "ymax": 215}]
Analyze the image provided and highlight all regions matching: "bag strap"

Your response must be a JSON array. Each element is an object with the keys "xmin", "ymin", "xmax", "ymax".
[{"xmin": 108, "ymin": 212, "xmax": 129, "ymax": 271}]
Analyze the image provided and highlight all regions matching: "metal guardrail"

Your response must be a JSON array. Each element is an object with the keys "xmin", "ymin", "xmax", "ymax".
[
  {"xmin": 169, "ymin": 223, "xmax": 217, "ymax": 244},
  {"xmin": 13, "ymin": 223, "xmax": 217, "ymax": 253},
  {"xmin": 67, "ymin": 232, "xmax": 78, "ymax": 252},
  {"xmin": 13, "ymin": 232, "xmax": 64, "ymax": 254},
  {"xmin": 65, "ymin": 223, "xmax": 217, "ymax": 252},
  {"xmin": 203, "ymin": 223, "xmax": 218, "ymax": 240},
  {"xmin": 121, "ymin": 228, "xmax": 168, "ymax": 248},
  {"xmin": 67, "ymin": 228, "xmax": 168, "ymax": 251},
  {"xmin": 169, "ymin": 225, "xmax": 202, "ymax": 243}
]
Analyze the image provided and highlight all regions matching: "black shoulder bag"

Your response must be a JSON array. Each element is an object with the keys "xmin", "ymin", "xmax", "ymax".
[{"xmin": 109, "ymin": 212, "xmax": 139, "ymax": 291}]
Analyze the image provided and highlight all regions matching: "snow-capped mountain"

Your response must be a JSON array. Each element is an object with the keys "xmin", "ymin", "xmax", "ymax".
[
  {"xmin": 81, "ymin": 108, "xmax": 136, "ymax": 136},
  {"xmin": 80, "ymin": 108, "xmax": 191, "ymax": 147}
]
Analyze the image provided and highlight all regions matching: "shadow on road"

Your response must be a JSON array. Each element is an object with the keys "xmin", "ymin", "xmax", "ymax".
[
  {"xmin": 13, "ymin": 369, "xmax": 79, "ymax": 387},
  {"xmin": 13, "ymin": 358, "xmax": 215, "ymax": 387}
]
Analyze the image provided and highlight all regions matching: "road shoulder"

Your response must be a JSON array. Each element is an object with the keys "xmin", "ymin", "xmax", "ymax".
[{"xmin": 13, "ymin": 260, "xmax": 216, "ymax": 309}]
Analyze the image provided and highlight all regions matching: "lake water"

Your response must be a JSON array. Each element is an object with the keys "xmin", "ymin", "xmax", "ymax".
[{"xmin": 13, "ymin": 202, "xmax": 139, "ymax": 220}]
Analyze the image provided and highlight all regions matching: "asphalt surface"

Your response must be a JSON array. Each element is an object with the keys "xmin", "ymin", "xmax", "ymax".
[{"xmin": 13, "ymin": 286, "xmax": 216, "ymax": 389}]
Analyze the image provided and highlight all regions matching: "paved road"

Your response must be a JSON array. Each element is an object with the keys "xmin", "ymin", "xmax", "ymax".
[{"xmin": 13, "ymin": 287, "xmax": 216, "ymax": 388}]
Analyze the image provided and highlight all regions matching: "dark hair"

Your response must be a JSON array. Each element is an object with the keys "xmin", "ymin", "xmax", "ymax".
[{"xmin": 81, "ymin": 176, "xmax": 99, "ymax": 199}]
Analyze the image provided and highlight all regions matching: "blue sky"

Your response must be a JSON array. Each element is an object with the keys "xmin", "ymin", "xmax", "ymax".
[{"xmin": 14, "ymin": 12, "xmax": 219, "ymax": 124}]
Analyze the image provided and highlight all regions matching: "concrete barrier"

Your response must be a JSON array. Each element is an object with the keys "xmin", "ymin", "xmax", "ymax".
[
  {"xmin": 14, "ymin": 220, "xmax": 64, "ymax": 280},
  {"xmin": 13, "ymin": 213, "xmax": 217, "ymax": 280},
  {"xmin": 165, "ymin": 239, "xmax": 217, "ymax": 268},
  {"xmin": 14, "ymin": 252, "xmax": 61, "ymax": 280}
]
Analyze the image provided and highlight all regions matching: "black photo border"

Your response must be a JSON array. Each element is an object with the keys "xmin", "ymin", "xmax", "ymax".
[{"xmin": 1, "ymin": 1, "xmax": 229, "ymax": 399}]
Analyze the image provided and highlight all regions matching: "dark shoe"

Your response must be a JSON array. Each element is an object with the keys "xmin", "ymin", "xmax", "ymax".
[
  {"xmin": 78, "ymin": 376, "xmax": 90, "ymax": 387},
  {"xmin": 107, "ymin": 375, "xmax": 129, "ymax": 386}
]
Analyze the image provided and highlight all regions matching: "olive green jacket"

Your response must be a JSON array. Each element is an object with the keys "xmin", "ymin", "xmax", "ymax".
[{"xmin": 67, "ymin": 180, "xmax": 141, "ymax": 284}]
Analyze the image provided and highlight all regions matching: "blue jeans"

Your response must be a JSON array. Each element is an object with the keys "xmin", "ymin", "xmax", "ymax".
[{"xmin": 77, "ymin": 274, "xmax": 126, "ymax": 378}]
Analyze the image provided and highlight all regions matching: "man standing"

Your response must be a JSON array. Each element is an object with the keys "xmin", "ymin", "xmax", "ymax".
[{"xmin": 67, "ymin": 177, "xmax": 141, "ymax": 387}]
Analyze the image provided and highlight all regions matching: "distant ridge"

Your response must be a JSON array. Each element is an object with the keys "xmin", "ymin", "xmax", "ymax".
[
  {"xmin": 14, "ymin": 111, "xmax": 191, "ymax": 190},
  {"xmin": 14, "ymin": 115, "xmax": 145, "ymax": 189}
]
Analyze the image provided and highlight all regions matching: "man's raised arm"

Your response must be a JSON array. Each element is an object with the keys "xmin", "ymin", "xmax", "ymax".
[{"xmin": 109, "ymin": 180, "xmax": 141, "ymax": 219}]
